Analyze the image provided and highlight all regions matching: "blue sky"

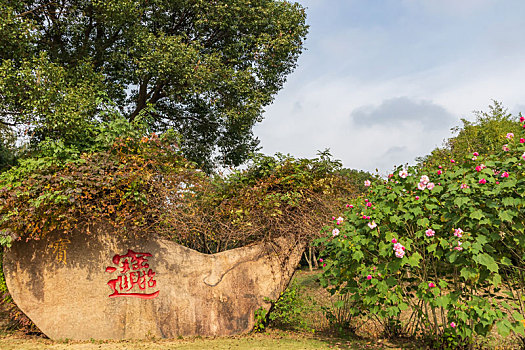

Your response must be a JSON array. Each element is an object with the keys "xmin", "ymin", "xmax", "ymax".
[{"xmin": 253, "ymin": 0, "xmax": 525, "ymax": 174}]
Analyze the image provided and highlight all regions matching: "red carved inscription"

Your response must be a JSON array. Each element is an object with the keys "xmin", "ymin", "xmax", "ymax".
[{"xmin": 105, "ymin": 249, "xmax": 159, "ymax": 299}]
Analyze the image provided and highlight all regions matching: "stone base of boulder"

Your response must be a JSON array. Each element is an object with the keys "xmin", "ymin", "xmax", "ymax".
[{"xmin": 3, "ymin": 227, "xmax": 304, "ymax": 340}]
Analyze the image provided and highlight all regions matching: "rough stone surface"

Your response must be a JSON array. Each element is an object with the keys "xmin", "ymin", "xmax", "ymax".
[{"xmin": 3, "ymin": 227, "xmax": 305, "ymax": 340}]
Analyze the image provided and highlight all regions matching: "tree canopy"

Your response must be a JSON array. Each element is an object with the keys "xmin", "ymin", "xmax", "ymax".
[{"xmin": 0, "ymin": 0, "xmax": 308, "ymax": 171}]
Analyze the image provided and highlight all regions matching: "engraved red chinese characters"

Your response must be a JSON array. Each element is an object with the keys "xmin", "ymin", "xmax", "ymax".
[{"xmin": 105, "ymin": 249, "xmax": 159, "ymax": 299}]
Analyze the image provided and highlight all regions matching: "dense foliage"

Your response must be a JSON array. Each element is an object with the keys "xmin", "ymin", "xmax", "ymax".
[
  {"xmin": 201, "ymin": 151, "xmax": 355, "ymax": 252},
  {"xmin": 0, "ymin": 135, "xmax": 201, "ymax": 244},
  {"xmin": 0, "ymin": 0, "xmax": 308, "ymax": 171},
  {"xmin": 318, "ymin": 111, "xmax": 525, "ymax": 348},
  {"xmin": 0, "ymin": 126, "xmax": 355, "ymax": 253}
]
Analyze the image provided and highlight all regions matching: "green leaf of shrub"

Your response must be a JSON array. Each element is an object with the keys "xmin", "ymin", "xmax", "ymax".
[
  {"xmin": 474, "ymin": 253, "xmax": 499, "ymax": 273},
  {"xmin": 454, "ymin": 197, "xmax": 470, "ymax": 208},
  {"xmin": 470, "ymin": 209, "xmax": 485, "ymax": 220},
  {"xmin": 499, "ymin": 210, "xmax": 515, "ymax": 223},
  {"xmin": 407, "ymin": 252, "xmax": 422, "ymax": 267}
]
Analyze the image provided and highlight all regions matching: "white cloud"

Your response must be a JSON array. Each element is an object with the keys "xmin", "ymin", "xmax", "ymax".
[
  {"xmin": 350, "ymin": 97, "xmax": 455, "ymax": 130},
  {"xmin": 341, "ymin": 98, "xmax": 456, "ymax": 173}
]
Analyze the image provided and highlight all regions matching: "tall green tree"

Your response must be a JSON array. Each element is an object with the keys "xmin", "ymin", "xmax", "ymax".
[{"xmin": 0, "ymin": 0, "xmax": 308, "ymax": 171}]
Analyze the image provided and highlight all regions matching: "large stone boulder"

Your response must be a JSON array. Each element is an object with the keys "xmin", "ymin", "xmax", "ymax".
[{"xmin": 3, "ymin": 227, "xmax": 305, "ymax": 340}]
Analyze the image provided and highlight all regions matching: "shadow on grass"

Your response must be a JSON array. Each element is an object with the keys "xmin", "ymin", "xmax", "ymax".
[
  {"xmin": 319, "ymin": 338, "xmax": 428, "ymax": 350},
  {"xmin": 261, "ymin": 327, "xmax": 428, "ymax": 350}
]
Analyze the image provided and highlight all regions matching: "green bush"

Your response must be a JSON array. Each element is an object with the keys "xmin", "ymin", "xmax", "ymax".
[
  {"xmin": 253, "ymin": 283, "xmax": 317, "ymax": 333},
  {"xmin": 317, "ymin": 114, "xmax": 525, "ymax": 348},
  {"xmin": 267, "ymin": 284, "xmax": 316, "ymax": 332}
]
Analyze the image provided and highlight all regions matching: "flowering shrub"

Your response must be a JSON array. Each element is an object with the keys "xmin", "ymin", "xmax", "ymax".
[{"xmin": 317, "ymin": 117, "xmax": 525, "ymax": 347}]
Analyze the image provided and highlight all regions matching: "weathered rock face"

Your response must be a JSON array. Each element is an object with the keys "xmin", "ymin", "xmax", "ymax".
[{"xmin": 3, "ymin": 227, "xmax": 305, "ymax": 340}]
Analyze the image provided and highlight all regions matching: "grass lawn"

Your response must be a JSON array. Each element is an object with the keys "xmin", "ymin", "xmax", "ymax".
[{"xmin": 0, "ymin": 330, "xmax": 420, "ymax": 350}]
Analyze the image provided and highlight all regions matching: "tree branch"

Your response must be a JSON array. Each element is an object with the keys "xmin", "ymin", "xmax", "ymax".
[
  {"xmin": 128, "ymin": 78, "xmax": 150, "ymax": 121},
  {"xmin": 152, "ymin": 110, "xmax": 219, "ymax": 127},
  {"xmin": 0, "ymin": 119, "xmax": 18, "ymax": 127},
  {"xmin": 17, "ymin": 2, "xmax": 57, "ymax": 18},
  {"xmin": 148, "ymin": 81, "xmax": 166, "ymax": 104}
]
